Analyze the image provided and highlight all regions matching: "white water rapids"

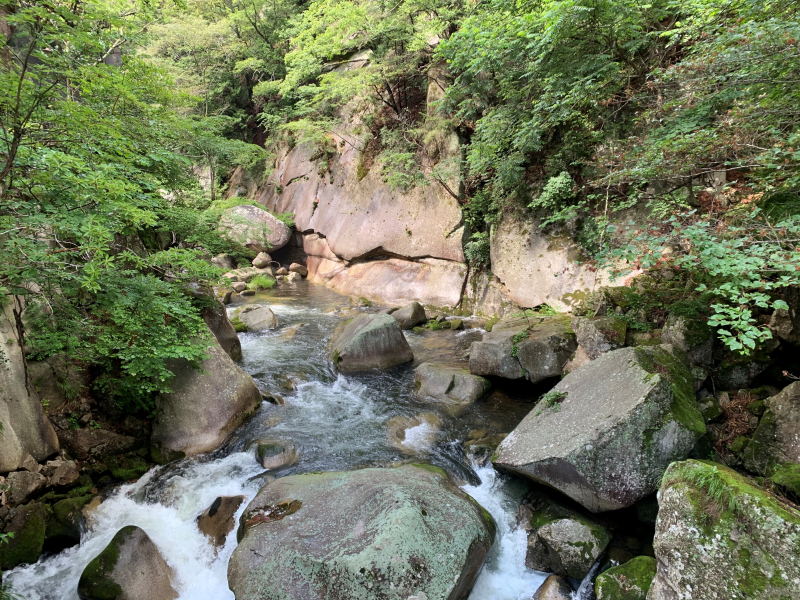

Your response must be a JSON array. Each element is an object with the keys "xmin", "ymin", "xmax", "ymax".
[{"xmin": 6, "ymin": 287, "xmax": 552, "ymax": 600}]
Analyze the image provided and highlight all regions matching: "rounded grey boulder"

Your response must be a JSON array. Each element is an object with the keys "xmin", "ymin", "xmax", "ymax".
[
  {"xmin": 392, "ymin": 301, "xmax": 427, "ymax": 329},
  {"xmin": 219, "ymin": 205, "xmax": 292, "ymax": 253},
  {"xmin": 414, "ymin": 362, "xmax": 491, "ymax": 404},
  {"xmin": 329, "ymin": 313, "xmax": 413, "ymax": 371},
  {"xmin": 228, "ymin": 464, "xmax": 495, "ymax": 600}
]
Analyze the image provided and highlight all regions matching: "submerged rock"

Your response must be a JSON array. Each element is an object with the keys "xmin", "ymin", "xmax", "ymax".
[
  {"xmin": 150, "ymin": 335, "xmax": 261, "ymax": 463},
  {"xmin": 494, "ymin": 345, "xmax": 705, "ymax": 512},
  {"xmin": 469, "ymin": 314, "xmax": 576, "ymax": 383},
  {"xmin": 594, "ymin": 555, "xmax": 656, "ymax": 600},
  {"xmin": 78, "ymin": 525, "xmax": 177, "ymax": 600},
  {"xmin": 232, "ymin": 305, "xmax": 278, "ymax": 332},
  {"xmin": 254, "ymin": 439, "xmax": 298, "ymax": 470},
  {"xmin": 0, "ymin": 502, "xmax": 47, "ymax": 570},
  {"xmin": 198, "ymin": 495, "xmax": 246, "ymax": 548},
  {"xmin": 649, "ymin": 460, "xmax": 800, "ymax": 600},
  {"xmin": 329, "ymin": 313, "xmax": 413, "ymax": 371},
  {"xmin": 744, "ymin": 381, "xmax": 800, "ymax": 475},
  {"xmin": 228, "ymin": 465, "xmax": 495, "ymax": 600},
  {"xmin": 392, "ymin": 301, "xmax": 427, "ymax": 329},
  {"xmin": 386, "ymin": 413, "xmax": 442, "ymax": 455},
  {"xmin": 219, "ymin": 205, "xmax": 292, "ymax": 253},
  {"xmin": 414, "ymin": 363, "xmax": 491, "ymax": 404},
  {"xmin": 532, "ymin": 574, "xmax": 574, "ymax": 600}
]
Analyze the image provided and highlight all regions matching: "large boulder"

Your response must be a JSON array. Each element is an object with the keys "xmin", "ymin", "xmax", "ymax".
[
  {"xmin": 414, "ymin": 363, "xmax": 491, "ymax": 404},
  {"xmin": 228, "ymin": 464, "xmax": 495, "ymax": 600},
  {"xmin": 649, "ymin": 460, "xmax": 800, "ymax": 600},
  {"xmin": 392, "ymin": 301, "xmax": 427, "ymax": 329},
  {"xmin": 329, "ymin": 313, "xmax": 413, "ymax": 371},
  {"xmin": 197, "ymin": 495, "xmax": 246, "ymax": 548},
  {"xmin": 44, "ymin": 494, "xmax": 93, "ymax": 553},
  {"xmin": 744, "ymin": 381, "xmax": 800, "ymax": 475},
  {"xmin": 78, "ymin": 525, "xmax": 178, "ymax": 600},
  {"xmin": 219, "ymin": 204, "xmax": 292, "ymax": 253},
  {"xmin": 0, "ymin": 296, "xmax": 59, "ymax": 473},
  {"xmin": 57, "ymin": 428, "xmax": 136, "ymax": 461},
  {"xmin": 232, "ymin": 305, "xmax": 278, "ymax": 332},
  {"xmin": 494, "ymin": 345, "xmax": 706, "ymax": 512},
  {"xmin": 0, "ymin": 501, "xmax": 47, "ymax": 570},
  {"xmin": 150, "ymin": 334, "xmax": 261, "ymax": 463},
  {"xmin": 469, "ymin": 314, "xmax": 576, "ymax": 383},
  {"xmin": 594, "ymin": 556, "xmax": 656, "ymax": 600}
]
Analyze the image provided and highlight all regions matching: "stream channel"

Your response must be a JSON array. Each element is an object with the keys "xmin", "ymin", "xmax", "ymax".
[{"xmin": 7, "ymin": 282, "xmax": 551, "ymax": 600}]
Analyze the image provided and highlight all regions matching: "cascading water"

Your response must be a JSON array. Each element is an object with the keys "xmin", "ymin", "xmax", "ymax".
[{"xmin": 5, "ymin": 284, "xmax": 549, "ymax": 600}]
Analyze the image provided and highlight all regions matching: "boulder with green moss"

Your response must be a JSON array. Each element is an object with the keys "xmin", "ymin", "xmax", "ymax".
[
  {"xmin": 78, "ymin": 525, "xmax": 177, "ymax": 600},
  {"xmin": 232, "ymin": 305, "xmax": 277, "ymax": 332},
  {"xmin": 228, "ymin": 464, "xmax": 495, "ymax": 600},
  {"xmin": 661, "ymin": 313, "xmax": 713, "ymax": 368},
  {"xmin": 649, "ymin": 460, "xmax": 800, "ymax": 600},
  {"xmin": 744, "ymin": 381, "xmax": 800, "ymax": 476},
  {"xmin": 0, "ymin": 502, "xmax": 46, "ymax": 570},
  {"xmin": 328, "ymin": 313, "xmax": 413, "ymax": 372},
  {"xmin": 414, "ymin": 363, "xmax": 491, "ymax": 404},
  {"xmin": 219, "ymin": 204, "xmax": 292, "ymax": 253},
  {"xmin": 571, "ymin": 316, "xmax": 626, "ymax": 360},
  {"xmin": 469, "ymin": 314, "xmax": 576, "ymax": 383},
  {"xmin": 494, "ymin": 345, "xmax": 705, "ymax": 512},
  {"xmin": 594, "ymin": 556, "xmax": 655, "ymax": 600},
  {"xmin": 44, "ymin": 494, "xmax": 93, "ymax": 553}
]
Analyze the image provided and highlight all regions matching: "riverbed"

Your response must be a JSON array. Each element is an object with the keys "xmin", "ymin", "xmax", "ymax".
[{"xmin": 7, "ymin": 282, "xmax": 548, "ymax": 600}]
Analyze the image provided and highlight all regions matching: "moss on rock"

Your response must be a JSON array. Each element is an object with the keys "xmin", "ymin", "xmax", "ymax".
[{"xmin": 595, "ymin": 555, "xmax": 657, "ymax": 600}]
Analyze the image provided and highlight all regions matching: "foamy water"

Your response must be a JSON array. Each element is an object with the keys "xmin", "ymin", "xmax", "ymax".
[{"xmin": 464, "ymin": 463, "xmax": 548, "ymax": 600}]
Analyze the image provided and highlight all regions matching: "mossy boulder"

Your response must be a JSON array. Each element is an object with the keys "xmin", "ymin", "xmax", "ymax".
[
  {"xmin": 414, "ymin": 363, "xmax": 491, "ymax": 404},
  {"xmin": 528, "ymin": 514, "xmax": 611, "ymax": 579},
  {"xmin": 494, "ymin": 345, "xmax": 705, "ymax": 512},
  {"xmin": 228, "ymin": 464, "xmax": 495, "ymax": 600},
  {"xmin": 78, "ymin": 525, "xmax": 177, "ymax": 600},
  {"xmin": 328, "ymin": 313, "xmax": 413, "ymax": 372},
  {"xmin": 571, "ymin": 316, "xmax": 626, "ymax": 360},
  {"xmin": 232, "ymin": 305, "xmax": 277, "ymax": 332},
  {"xmin": 44, "ymin": 494, "xmax": 93, "ymax": 553},
  {"xmin": 744, "ymin": 382, "xmax": 800, "ymax": 476},
  {"xmin": 0, "ymin": 502, "xmax": 46, "ymax": 570},
  {"xmin": 469, "ymin": 315, "xmax": 576, "ymax": 383},
  {"xmin": 219, "ymin": 204, "xmax": 292, "ymax": 253},
  {"xmin": 661, "ymin": 313, "xmax": 713, "ymax": 368},
  {"xmin": 649, "ymin": 460, "xmax": 800, "ymax": 600},
  {"xmin": 594, "ymin": 556, "xmax": 655, "ymax": 600}
]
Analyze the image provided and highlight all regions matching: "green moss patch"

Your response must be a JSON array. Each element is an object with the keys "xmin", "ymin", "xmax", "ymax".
[{"xmin": 595, "ymin": 555, "xmax": 656, "ymax": 600}]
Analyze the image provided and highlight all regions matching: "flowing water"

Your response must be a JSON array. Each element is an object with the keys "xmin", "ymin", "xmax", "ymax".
[{"xmin": 7, "ymin": 282, "xmax": 550, "ymax": 600}]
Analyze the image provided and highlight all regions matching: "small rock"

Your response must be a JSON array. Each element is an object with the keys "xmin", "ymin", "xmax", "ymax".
[
  {"xmin": 78, "ymin": 525, "xmax": 178, "ymax": 600},
  {"xmin": 240, "ymin": 289, "xmax": 255, "ymax": 296},
  {"xmin": 276, "ymin": 267, "xmax": 288, "ymax": 276},
  {"xmin": 197, "ymin": 495, "xmax": 246, "ymax": 547},
  {"xmin": 211, "ymin": 254, "xmax": 236, "ymax": 270},
  {"xmin": 286, "ymin": 271, "xmax": 301, "ymax": 283},
  {"xmin": 392, "ymin": 302, "xmax": 427, "ymax": 330},
  {"xmin": 5, "ymin": 470, "xmax": 47, "ymax": 507},
  {"xmin": 528, "ymin": 515, "xmax": 611, "ymax": 579},
  {"xmin": 252, "ymin": 252, "xmax": 272, "ymax": 268},
  {"xmin": 288, "ymin": 263, "xmax": 308, "ymax": 277},
  {"xmin": 562, "ymin": 345, "xmax": 591, "ymax": 374},
  {"xmin": 232, "ymin": 281, "xmax": 247, "ymax": 292},
  {"xmin": 49, "ymin": 459, "xmax": 80, "ymax": 487},
  {"xmin": 20, "ymin": 454, "xmax": 41, "ymax": 473},
  {"xmin": 533, "ymin": 575, "xmax": 573, "ymax": 600},
  {"xmin": 255, "ymin": 440, "xmax": 298, "ymax": 470}
]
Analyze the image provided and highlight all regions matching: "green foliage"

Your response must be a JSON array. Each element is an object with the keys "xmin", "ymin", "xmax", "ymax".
[
  {"xmin": 273, "ymin": 212, "xmax": 296, "ymax": 229},
  {"xmin": 538, "ymin": 390, "xmax": 568, "ymax": 412},
  {"xmin": 464, "ymin": 232, "xmax": 491, "ymax": 266},
  {"xmin": 510, "ymin": 331, "xmax": 529, "ymax": 358},
  {"xmin": 247, "ymin": 275, "xmax": 277, "ymax": 290},
  {"xmin": 0, "ymin": 0, "xmax": 261, "ymax": 415},
  {"xmin": 662, "ymin": 462, "xmax": 740, "ymax": 515}
]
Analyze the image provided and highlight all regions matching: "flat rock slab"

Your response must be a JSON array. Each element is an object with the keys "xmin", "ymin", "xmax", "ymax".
[
  {"xmin": 494, "ymin": 345, "xmax": 705, "ymax": 512},
  {"xmin": 330, "ymin": 313, "xmax": 413, "ymax": 371},
  {"xmin": 228, "ymin": 465, "xmax": 495, "ymax": 600}
]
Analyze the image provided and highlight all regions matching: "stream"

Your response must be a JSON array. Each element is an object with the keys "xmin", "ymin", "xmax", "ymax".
[{"xmin": 6, "ymin": 282, "xmax": 549, "ymax": 600}]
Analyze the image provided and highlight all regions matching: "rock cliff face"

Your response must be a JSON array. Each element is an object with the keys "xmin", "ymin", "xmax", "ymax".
[
  {"xmin": 0, "ymin": 297, "xmax": 59, "ymax": 473},
  {"xmin": 232, "ymin": 128, "xmax": 627, "ymax": 313}
]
